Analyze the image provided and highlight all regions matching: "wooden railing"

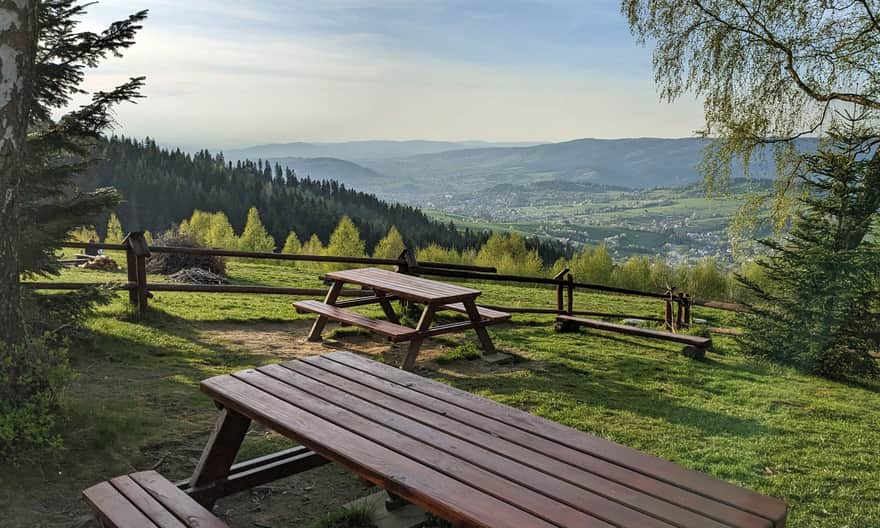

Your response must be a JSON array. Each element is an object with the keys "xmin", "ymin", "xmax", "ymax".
[{"xmin": 26, "ymin": 232, "xmax": 748, "ymax": 330}]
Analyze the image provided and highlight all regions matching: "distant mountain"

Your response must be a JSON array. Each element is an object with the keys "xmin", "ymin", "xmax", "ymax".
[
  {"xmin": 267, "ymin": 157, "xmax": 382, "ymax": 189},
  {"xmin": 364, "ymin": 137, "xmax": 817, "ymax": 202},
  {"xmin": 223, "ymin": 140, "xmax": 540, "ymax": 163}
]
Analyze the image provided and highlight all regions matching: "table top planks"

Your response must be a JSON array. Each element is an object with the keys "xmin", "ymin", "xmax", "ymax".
[
  {"xmin": 325, "ymin": 267, "xmax": 480, "ymax": 303},
  {"xmin": 200, "ymin": 352, "xmax": 787, "ymax": 528}
]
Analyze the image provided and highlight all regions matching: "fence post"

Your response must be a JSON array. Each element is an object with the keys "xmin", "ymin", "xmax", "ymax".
[
  {"xmin": 675, "ymin": 298, "xmax": 684, "ymax": 330},
  {"xmin": 567, "ymin": 273, "xmax": 574, "ymax": 315},
  {"xmin": 122, "ymin": 232, "xmax": 151, "ymax": 314},
  {"xmin": 682, "ymin": 294, "xmax": 692, "ymax": 329},
  {"xmin": 553, "ymin": 268, "xmax": 569, "ymax": 314}
]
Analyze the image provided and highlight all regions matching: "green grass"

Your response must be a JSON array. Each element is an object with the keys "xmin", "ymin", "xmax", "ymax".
[
  {"xmin": 435, "ymin": 342, "xmax": 482, "ymax": 364},
  {"xmin": 6, "ymin": 261, "xmax": 880, "ymax": 527},
  {"xmin": 308, "ymin": 505, "xmax": 376, "ymax": 528}
]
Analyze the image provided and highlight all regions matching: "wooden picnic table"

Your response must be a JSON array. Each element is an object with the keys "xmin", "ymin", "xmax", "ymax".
[
  {"xmin": 295, "ymin": 267, "xmax": 510, "ymax": 369},
  {"xmin": 189, "ymin": 351, "xmax": 787, "ymax": 528}
]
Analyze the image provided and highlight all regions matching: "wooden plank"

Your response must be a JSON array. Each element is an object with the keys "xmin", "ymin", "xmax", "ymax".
[
  {"xmin": 109, "ymin": 475, "xmax": 187, "ymax": 528},
  {"xmin": 295, "ymin": 300, "xmax": 417, "ymax": 341},
  {"xmin": 188, "ymin": 408, "xmax": 251, "ymax": 507},
  {"xmin": 261, "ymin": 363, "xmax": 722, "ymax": 528},
  {"xmin": 322, "ymin": 352, "xmax": 787, "ymax": 526},
  {"xmin": 82, "ymin": 481, "xmax": 159, "ymax": 528},
  {"xmin": 130, "ymin": 472, "xmax": 227, "ymax": 528},
  {"xmin": 326, "ymin": 267, "xmax": 480, "ymax": 303},
  {"xmin": 229, "ymin": 368, "xmax": 626, "ymax": 527},
  {"xmin": 304, "ymin": 355, "xmax": 771, "ymax": 528},
  {"xmin": 148, "ymin": 284, "xmax": 366, "ymax": 296},
  {"xmin": 148, "ymin": 245, "xmax": 402, "ymax": 266},
  {"xmin": 200, "ymin": 374, "xmax": 561, "ymax": 528},
  {"xmin": 557, "ymin": 316, "xmax": 711, "ymax": 347},
  {"xmin": 462, "ymin": 298, "xmax": 496, "ymax": 355},
  {"xmin": 306, "ymin": 282, "xmax": 344, "ymax": 341},
  {"xmin": 402, "ymin": 305, "xmax": 436, "ymax": 370},
  {"xmin": 440, "ymin": 302, "xmax": 511, "ymax": 322}
]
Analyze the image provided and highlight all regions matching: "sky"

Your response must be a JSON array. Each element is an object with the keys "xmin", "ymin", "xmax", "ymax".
[{"xmin": 79, "ymin": 0, "xmax": 705, "ymax": 150}]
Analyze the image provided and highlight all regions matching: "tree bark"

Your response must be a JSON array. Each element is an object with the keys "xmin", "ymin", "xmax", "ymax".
[{"xmin": 0, "ymin": 1, "xmax": 37, "ymax": 344}]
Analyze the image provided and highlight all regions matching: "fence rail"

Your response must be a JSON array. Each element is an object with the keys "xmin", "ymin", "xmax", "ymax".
[{"xmin": 33, "ymin": 233, "xmax": 746, "ymax": 332}]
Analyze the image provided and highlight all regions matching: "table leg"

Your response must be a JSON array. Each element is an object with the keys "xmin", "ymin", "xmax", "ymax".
[
  {"xmin": 188, "ymin": 408, "xmax": 251, "ymax": 508},
  {"xmin": 375, "ymin": 290, "xmax": 400, "ymax": 324},
  {"xmin": 307, "ymin": 280, "xmax": 343, "ymax": 342},
  {"xmin": 462, "ymin": 298, "xmax": 496, "ymax": 354},
  {"xmin": 401, "ymin": 305, "xmax": 436, "ymax": 371}
]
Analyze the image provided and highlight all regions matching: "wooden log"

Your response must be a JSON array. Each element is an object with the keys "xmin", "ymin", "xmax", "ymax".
[
  {"xmin": 147, "ymin": 284, "xmax": 368, "ymax": 296},
  {"xmin": 691, "ymin": 299, "xmax": 752, "ymax": 313},
  {"xmin": 149, "ymin": 245, "xmax": 402, "ymax": 265}
]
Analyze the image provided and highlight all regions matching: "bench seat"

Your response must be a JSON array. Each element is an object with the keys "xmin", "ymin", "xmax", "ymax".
[
  {"xmin": 558, "ymin": 315, "xmax": 711, "ymax": 350},
  {"xmin": 440, "ymin": 302, "xmax": 511, "ymax": 322},
  {"xmin": 294, "ymin": 300, "xmax": 418, "ymax": 342},
  {"xmin": 83, "ymin": 470, "xmax": 227, "ymax": 528}
]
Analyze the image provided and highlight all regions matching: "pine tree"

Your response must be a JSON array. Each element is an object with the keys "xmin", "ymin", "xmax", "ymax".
[
  {"xmin": 238, "ymin": 207, "xmax": 275, "ymax": 253},
  {"xmin": 373, "ymin": 226, "xmax": 406, "ymax": 260},
  {"xmin": 738, "ymin": 110, "xmax": 880, "ymax": 379},
  {"xmin": 1, "ymin": 1, "xmax": 146, "ymax": 454},
  {"xmin": 104, "ymin": 213, "xmax": 124, "ymax": 244}
]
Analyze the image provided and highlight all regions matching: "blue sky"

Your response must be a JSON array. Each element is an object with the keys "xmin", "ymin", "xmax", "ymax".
[{"xmin": 81, "ymin": 1, "xmax": 704, "ymax": 149}]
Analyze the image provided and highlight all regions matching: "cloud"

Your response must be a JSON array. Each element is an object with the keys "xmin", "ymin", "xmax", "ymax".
[{"xmin": 73, "ymin": 0, "xmax": 703, "ymax": 148}]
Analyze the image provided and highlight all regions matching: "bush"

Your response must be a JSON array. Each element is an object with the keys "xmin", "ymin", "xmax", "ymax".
[
  {"xmin": 145, "ymin": 231, "xmax": 226, "ymax": 275},
  {"xmin": 0, "ymin": 335, "xmax": 71, "ymax": 457}
]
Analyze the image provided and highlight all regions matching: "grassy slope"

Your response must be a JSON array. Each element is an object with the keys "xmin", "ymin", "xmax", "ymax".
[{"xmin": 4, "ymin": 261, "xmax": 879, "ymax": 527}]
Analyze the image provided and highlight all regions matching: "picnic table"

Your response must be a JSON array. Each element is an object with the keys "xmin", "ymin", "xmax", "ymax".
[
  {"xmin": 182, "ymin": 352, "xmax": 787, "ymax": 528},
  {"xmin": 294, "ymin": 267, "xmax": 510, "ymax": 369}
]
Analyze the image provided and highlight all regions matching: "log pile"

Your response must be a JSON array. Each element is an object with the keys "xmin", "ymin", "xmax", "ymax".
[
  {"xmin": 168, "ymin": 267, "xmax": 228, "ymax": 285},
  {"xmin": 79, "ymin": 255, "xmax": 119, "ymax": 271}
]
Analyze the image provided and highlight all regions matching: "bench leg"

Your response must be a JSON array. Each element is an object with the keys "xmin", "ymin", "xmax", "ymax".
[
  {"xmin": 462, "ymin": 299, "xmax": 496, "ymax": 354},
  {"xmin": 401, "ymin": 305, "xmax": 436, "ymax": 370},
  {"xmin": 188, "ymin": 408, "xmax": 252, "ymax": 508},
  {"xmin": 375, "ymin": 290, "xmax": 400, "ymax": 324},
  {"xmin": 307, "ymin": 281, "xmax": 343, "ymax": 342}
]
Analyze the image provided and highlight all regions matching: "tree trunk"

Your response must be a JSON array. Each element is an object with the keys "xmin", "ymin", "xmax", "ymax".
[{"xmin": 0, "ymin": 1, "xmax": 37, "ymax": 344}]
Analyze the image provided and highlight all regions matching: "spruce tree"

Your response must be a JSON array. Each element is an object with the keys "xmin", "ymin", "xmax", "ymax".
[
  {"xmin": 238, "ymin": 207, "xmax": 275, "ymax": 253},
  {"xmin": 738, "ymin": 111, "xmax": 880, "ymax": 379},
  {"xmin": 1, "ymin": 1, "xmax": 146, "ymax": 454}
]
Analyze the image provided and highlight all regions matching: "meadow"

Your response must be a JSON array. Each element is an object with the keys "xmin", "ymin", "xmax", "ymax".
[{"xmin": 4, "ymin": 260, "xmax": 879, "ymax": 527}]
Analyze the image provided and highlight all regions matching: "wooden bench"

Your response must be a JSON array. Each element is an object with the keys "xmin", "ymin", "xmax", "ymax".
[
  {"xmin": 294, "ymin": 299, "xmax": 417, "ymax": 341},
  {"xmin": 557, "ymin": 315, "xmax": 711, "ymax": 358},
  {"xmin": 193, "ymin": 351, "xmax": 788, "ymax": 527},
  {"xmin": 440, "ymin": 302, "xmax": 512, "ymax": 322},
  {"xmin": 83, "ymin": 470, "xmax": 227, "ymax": 528}
]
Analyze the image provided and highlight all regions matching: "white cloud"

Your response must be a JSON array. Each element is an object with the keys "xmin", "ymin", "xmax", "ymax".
[{"xmin": 73, "ymin": 2, "xmax": 704, "ymax": 149}]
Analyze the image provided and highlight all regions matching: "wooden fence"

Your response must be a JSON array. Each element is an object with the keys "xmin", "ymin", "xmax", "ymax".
[{"xmin": 26, "ymin": 232, "xmax": 748, "ymax": 331}]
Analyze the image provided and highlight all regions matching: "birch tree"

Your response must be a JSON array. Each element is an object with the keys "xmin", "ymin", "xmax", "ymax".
[{"xmin": 0, "ymin": 0, "xmax": 37, "ymax": 343}]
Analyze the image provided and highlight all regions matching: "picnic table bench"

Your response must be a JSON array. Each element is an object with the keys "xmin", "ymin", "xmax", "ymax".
[
  {"xmin": 87, "ymin": 351, "xmax": 781, "ymax": 528},
  {"xmin": 295, "ymin": 267, "xmax": 510, "ymax": 369}
]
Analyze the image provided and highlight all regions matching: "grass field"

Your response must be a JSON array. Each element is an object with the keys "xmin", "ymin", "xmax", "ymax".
[{"xmin": 4, "ymin": 260, "xmax": 880, "ymax": 527}]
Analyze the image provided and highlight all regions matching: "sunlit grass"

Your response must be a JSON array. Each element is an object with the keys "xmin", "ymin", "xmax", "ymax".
[{"xmin": 4, "ymin": 261, "xmax": 879, "ymax": 527}]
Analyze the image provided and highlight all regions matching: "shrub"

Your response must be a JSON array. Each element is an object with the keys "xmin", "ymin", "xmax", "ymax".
[
  {"xmin": 0, "ymin": 335, "xmax": 71, "ymax": 457},
  {"xmin": 145, "ymin": 231, "xmax": 226, "ymax": 275}
]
